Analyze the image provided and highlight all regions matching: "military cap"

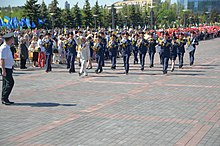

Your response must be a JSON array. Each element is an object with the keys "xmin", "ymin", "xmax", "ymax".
[{"xmin": 2, "ymin": 32, "xmax": 14, "ymax": 39}]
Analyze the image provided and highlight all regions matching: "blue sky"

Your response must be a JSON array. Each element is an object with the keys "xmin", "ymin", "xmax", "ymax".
[{"xmin": 0, "ymin": 0, "xmax": 176, "ymax": 8}]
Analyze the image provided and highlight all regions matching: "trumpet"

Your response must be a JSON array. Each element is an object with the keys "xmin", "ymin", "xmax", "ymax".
[{"xmin": 136, "ymin": 38, "xmax": 143, "ymax": 48}]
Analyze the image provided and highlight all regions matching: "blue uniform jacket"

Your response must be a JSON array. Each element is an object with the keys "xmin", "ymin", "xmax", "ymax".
[
  {"xmin": 44, "ymin": 39, "xmax": 53, "ymax": 55},
  {"xmin": 148, "ymin": 38, "xmax": 157, "ymax": 53},
  {"xmin": 96, "ymin": 43, "xmax": 104, "ymax": 57},
  {"xmin": 177, "ymin": 39, "xmax": 186, "ymax": 54},
  {"xmin": 121, "ymin": 39, "xmax": 132, "ymax": 56},
  {"xmin": 161, "ymin": 40, "xmax": 171, "ymax": 58},
  {"xmin": 170, "ymin": 42, "xmax": 178, "ymax": 58},
  {"xmin": 109, "ymin": 41, "xmax": 118, "ymax": 57},
  {"xmin": 67, "ymin": 39, "xmax": 77, "ymax": 56},
  {"xmin": 138, "ymin": 39, "xmax": 149, "ymax": 54}
]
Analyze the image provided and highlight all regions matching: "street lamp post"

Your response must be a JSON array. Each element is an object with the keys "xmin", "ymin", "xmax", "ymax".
[
  {"xmin": 149, "ymin": 5, "xmax": 155, "ymax": 30},
  {"xmin": 182, "ymin": 9, "xmax": 189, "ymax": 28},
  {"xmin": 111, "ymin": 5, "xmax": 116, "ymax": 30},
  {"xmin": 93, "ymin": 14, "xmax": 98, "ymax": 30},
  {"xmin": 163, "ymin": 16, "xmax": 168, "ymax": 28},
  {"xmin": 205, "ymin": 11, "xmax": 210, "ymax": 25},
  {"xmin": 177, "ymin": 16, "xmax": 181, "ymax": 27},
  {"xmin": 50, "ymin": 12, "xmax": 55, "ymax": 34}
]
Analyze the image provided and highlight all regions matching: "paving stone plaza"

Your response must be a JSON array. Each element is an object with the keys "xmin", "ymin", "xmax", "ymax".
[{"xmin": 0, "ymin": 38, "xmax": 220, "ymax": 146}]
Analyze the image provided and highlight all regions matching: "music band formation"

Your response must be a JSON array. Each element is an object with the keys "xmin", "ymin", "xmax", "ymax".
[{"xmin": 18, "ymin": 29, "xmax": 200, "ymax": 76}]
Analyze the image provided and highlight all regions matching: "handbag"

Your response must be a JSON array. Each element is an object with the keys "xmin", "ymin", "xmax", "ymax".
[{"xmin": 186, "ymin": 45, "xmax": 195, "ymax": 52}]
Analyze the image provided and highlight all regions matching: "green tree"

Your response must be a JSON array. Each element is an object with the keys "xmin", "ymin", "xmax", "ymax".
[
  {"xmin": 92, "ymin": 1, "xmax": 102, "ymax": 27},
  {"xmin": 61, "ymin": 9, "xmax": 73, "ymax": 28},
  {"xmin": 39, "ymin": 0, "xmax": 49, "ymax": 28},
  {"xmin": 82, "ymin": 0, "xmax": 93, "ymax": 28},
  {"xmin": 101, "ymin": 6, "xmax": 111, "ymax": 28},
  {"xmin": 23, "ymin": 0, "xmax": 40, "ymax": 27},
  {"xmin": 48, "ymin": 0, "xmax": 62, "ymax": 28},
  {"xmin": 72, "ymin": 3, "xmax": 82, "ymax": 28}
]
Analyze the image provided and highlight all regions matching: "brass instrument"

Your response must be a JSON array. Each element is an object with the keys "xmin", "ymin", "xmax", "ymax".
[
  {"xmin": 93, "ymin": 38, "xmax": 99, "ymax": 51},
  {"xmin": 136, "ymin": 38, "xmax": 143, "ymax": 48}
]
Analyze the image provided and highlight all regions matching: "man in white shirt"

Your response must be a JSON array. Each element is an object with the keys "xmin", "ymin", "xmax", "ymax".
[{"xmin": 0, "ymin": 32, "xmax": 15, "ymax": 105}]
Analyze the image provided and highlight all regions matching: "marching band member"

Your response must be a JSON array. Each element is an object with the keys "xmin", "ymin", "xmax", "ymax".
[
  {"xmin": 100, "ymin": 32, "xmax": 107, "ymax": 66},
  {"xmin": 137, "ymin": 31, "xmax": 149, "ymax": 71},
  {"xmin": 170, "ymin": 36, "xmax": 178, "ymax": 72},
  {"xmin": 108, "ymin": 34, "xmax": 118, "ymax": 70},
  {"xmin": 177, "ymin": 33, "xmax": 186, "ymax": 68},
  {"xmin": 120, "ymin": 32, "xmax": 132, "ymax": 75},
  {"xmin": 78, "ymin": 36, "xmax": 90, "ymax": 76},
  {"xmin": 158, "ymin": 31, "xmax": 165, "ymax": 64},
  {"xmin": 132, "ymin": 33, "xmax": 139, "ymax": 64},
  {"xmin": 42, "ymin": 33, "xmax": 53, "ymax": 73},
  {"xmin": 187, "ymin": 31, "xmax": 199, "ymax": 66},
  {"xmin": 66, "ymin": 32, "xmax": 77, "ymax": 73},
  {"xmin": 159, "ymin": 32, "xmax": 171, "ymax": 74},
  {"xmin": 148, "ymin": 32, "xmax": 157, "ymax": 68},
  {"xmin": 95, "ymin": 36, "xmax": 104, "ymax": 74}
]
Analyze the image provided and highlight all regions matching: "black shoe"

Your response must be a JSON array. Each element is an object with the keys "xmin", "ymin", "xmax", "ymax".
[
  {"xmin": 171, "ymin": 68, "xmax": 174, "ymax": 72},
  {"xmin": 95, "ymin": 70, "xmax": 99, "ymax": 74},
  {"xmin": 78, "ymin": 72, "xmax": 82, "ymax": 76},
  {"xmin": 141, "ymin": 68, "xmax": 144, "ymax": 71},
  {"xmin": 163, "ymin": 70, "xmax": 167, "ymax": 74},
  {"xmin": 99, "ymin": 68, "xmax": 103, "ymax": 73},
  {"xmin": 2, "ymin": 100, "xmax": 14, "ymax": 105},
  {"xmin": 179, "ymin": 65, "xmax": 183, "ymax": 68}
]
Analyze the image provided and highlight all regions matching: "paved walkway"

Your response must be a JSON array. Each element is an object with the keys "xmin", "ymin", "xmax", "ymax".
[{"xmin": 0, "ymin": 38, "xmax": 220, "ymax": 146}]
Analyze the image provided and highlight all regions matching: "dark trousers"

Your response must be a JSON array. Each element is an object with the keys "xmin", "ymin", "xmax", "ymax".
[
  {"xmin": 189, "ymin": 49, "xmax": 195, "ymax": 65},
  {"xmin": 162, "ymin": 56, "xmax": 169, "ymax": 72},
  {"xmin": 133, "ymin": 50, "xmax": 138, "ymax": 63},
  {"xmin": 149, "ymin": 52, "xmax": 155, "ymax": 67},
  {"xmin": 139, "ymin": 53, "xmax": 146, "ymax": 70},
  {"xmin": 110, "ymin": 55, "xmax": 116, "ymax": 67},
  {"xmin": 67, "ymin": 54, "xmax": 76, "ymax": 72},
  {"xmin": 20, "ymin": 59, "xmax": 27, "ymax": 69},
  {"xmin": 1, "ymin": 68, "xmax": 14, "ymax": 101},
  {"xmin": 123, "ymin": 54, "xmax": 130, "ymax": 73},
  {"xmin": 45, "ymin": 54, "xmax": 52, "ymax": 72},
  {"xmin": 178, "ymin": 53, "xmax": 184, "ymax": 67},
  {"xmin": 96, "ymin": 55, "xmax": 103, "ymax": 71}
]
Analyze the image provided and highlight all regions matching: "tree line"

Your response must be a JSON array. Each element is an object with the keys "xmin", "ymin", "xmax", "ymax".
[{"xmin": 0, "ymin": 0, "xmax": 219, "ymax": 29}]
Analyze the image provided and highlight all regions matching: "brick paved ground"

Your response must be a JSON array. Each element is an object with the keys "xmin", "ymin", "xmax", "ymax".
[{"xmin": 0, "ymin": 38, "xmax": 220, "ymax": 146}]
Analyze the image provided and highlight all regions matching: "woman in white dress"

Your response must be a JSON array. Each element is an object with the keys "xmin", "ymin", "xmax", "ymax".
[{"xmin": 78, "ymin": 36, "xmax": 90, "ymax": 76}]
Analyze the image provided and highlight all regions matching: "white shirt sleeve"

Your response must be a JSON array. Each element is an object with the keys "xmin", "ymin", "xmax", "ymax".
[{"xmin": 0, "ymin": 47, "xmax": 7, "ymax": 59}]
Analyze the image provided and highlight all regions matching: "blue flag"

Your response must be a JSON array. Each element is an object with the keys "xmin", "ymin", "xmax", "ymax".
[
  {"xmin": 26, "ymin": 18, "xmax": 31, "ymax": 28},
  {"xmin": 19, "ymin": 18, "xmax": 26, "ymax": 27},
  {"xmin": 0, "ymin": 18, "xmax": 3, "ymax": 27},
  {"xmin": 12, "ymin": 17, "xmax": 18, "ymax": 28},
  {"xmin": 4, "ymin": 16, "xmax": 10, "ymax": 24},
  {"xmin": 32, "ymin": 21, "xmax": 36, "ymax": 28},
  {"xmin": 38, "ymin": 18, "xmax": 43, "ymax": 25}
]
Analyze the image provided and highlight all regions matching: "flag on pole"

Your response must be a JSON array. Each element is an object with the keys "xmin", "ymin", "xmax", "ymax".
[
  {"xmin": 38, "ymin": 18, "xmax": 44, "ymax": 25},
  {"xmin": 4, "ymin": 16, "xmax": 10, "ymax": 24},
  {"xmin": 32, "ymin": 21, "xmax": 36, "ymax": 28},
  {"xmin": 26, "ymin": 18, "xmax": 31, "ymax": 28}
]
